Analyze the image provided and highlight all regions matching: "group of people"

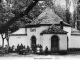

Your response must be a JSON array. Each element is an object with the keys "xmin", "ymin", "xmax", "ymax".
[
  {"xmin": 32, "ymin": 44, "xmax": 43, "ymax": 54},
  {"xmin": 16, "ymin": 44, "xmax": 31, "ymax": 54},
  {"xmin": 7, "ymin": 43, "xmax": 49, "ymax": 55},
  {"xmin": 8, "ymin": 45, "xmax": 17, "ymax": 53},
  {"xmin": 8, "ymin": 43, "xmax": 30, "ymax": 53},
  {"xmin": 32, "ymin": 44, "xmax": 49, "ymax": 55}
]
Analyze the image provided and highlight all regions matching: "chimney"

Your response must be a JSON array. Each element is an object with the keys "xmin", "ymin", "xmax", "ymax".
[{"xmin": 60, "ymin": 21, "xmax": 63, "ymax": 30}]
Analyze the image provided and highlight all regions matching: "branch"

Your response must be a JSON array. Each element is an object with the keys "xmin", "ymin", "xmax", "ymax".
[
  {"xmin": 1, "ymin": 33, "xmax": 6, "ymax": 39},
  {"xmin": 0, "ymin": 0, "xmax": 39, "ymax": 33}
]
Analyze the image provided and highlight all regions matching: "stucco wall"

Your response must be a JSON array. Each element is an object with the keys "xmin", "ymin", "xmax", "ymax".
[
  {"xmin": 9, "ymin": 26, "xmax": 49, "ymax": 48},
  {"xmin": 59, "ymin": 34, "xmax": 67, "ymax": 50},
  {"xmin": 70, "ymin": 35, "xmax": 80, "ymax": 48},
  {"xmin": 9, "ymin": 28, "xmax": 28, "ymax": 48},
  {"xmin": 12, "ymin": 28, "xmax": 26, "ymax": 34},
  {"xmin": 0, "ymin": 28, "xmax": 27, "ymax": 47},
  {"xmin": 41, "ymin": 34, "xmax": 67, "ymax": 51},
  {"xmin": 5, "ymin": 26, "xmax": 67, "ymax": 51},
  {"xmin": 9, "ymin": 36, "xmax": 29, "ymax": 48},
  {"xmin": 41, "ymin": 34, "xmax": 52, "ymax": 51},
  {"xmin": 27, "ymin": 26, "xmax": 49, "ymax": 47},
  {"xmin": 63, "ymin": 26, "xmax": 71, "ymax": 48}
]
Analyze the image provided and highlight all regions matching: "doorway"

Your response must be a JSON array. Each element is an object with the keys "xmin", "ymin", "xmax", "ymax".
[
  {"xmin": 31, "ymin": 36, "xmax": 36, "ymax": 52},
  {"xmin": 51, "ymin": 35, "xmax": 59, "ymax": 53}
]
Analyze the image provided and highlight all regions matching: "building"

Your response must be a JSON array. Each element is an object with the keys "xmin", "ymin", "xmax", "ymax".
[{"xmin": 4, "ymin": 7, "xmax": 71, "ymax": 53}]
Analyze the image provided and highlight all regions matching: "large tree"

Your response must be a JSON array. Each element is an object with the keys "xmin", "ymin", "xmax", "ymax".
[{"xmin": 0, "ymin": 0, "xmax": 40, "ymax": 47}]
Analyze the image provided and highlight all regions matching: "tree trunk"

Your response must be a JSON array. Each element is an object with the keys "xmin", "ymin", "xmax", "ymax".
[
  {"xmin": 5, "ymin": 31, "xmax": 9, "ymax": 48},
  {"xmin": 2, "ymin": 39, "xmax": 4, "ymax": 47},
  {"xmin": 7, "ymin": 39, "xmax": 9, "ymax": 47},
  {"xmin": 1, "ymin": 33, "xmax": 5, "ymax": 47}
]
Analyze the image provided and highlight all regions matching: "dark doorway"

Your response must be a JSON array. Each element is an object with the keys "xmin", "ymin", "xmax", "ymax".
[
  {"xmin": 31, "ymin": 36, "xmax": 36, "ymax": 52},
  {"xmin": 51, "ymin": 35, "xmax": 59, "ymax": 53}
]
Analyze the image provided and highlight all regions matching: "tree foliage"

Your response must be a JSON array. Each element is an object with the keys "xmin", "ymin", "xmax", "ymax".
[
  {"xmin": 0, "ymin": 0, "xmax": 74, "ymax": 33},
  {"xmin": 0, "ymin": 0, "xmax": 34, "ymax": 33},
  {"xmin": 0, "ymin": 0, "xmax": 54, "ymax": 33}
]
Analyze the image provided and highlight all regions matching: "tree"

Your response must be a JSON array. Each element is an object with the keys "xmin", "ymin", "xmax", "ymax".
[
  {"xmin": 0, "ymin": 0, "xmax": 40, "ymax": 33},
  {"xmin": 0, "ymin": 0, "xmax": 39, "ymax": 47}
]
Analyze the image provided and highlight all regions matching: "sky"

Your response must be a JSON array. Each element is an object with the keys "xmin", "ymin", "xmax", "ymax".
[
  {"xmin": 52, "ymin": 0, "xmax": 78, "ymax": 14},
  {"xmin": 69, "ymin": 0, "xmax": 74, "ymax": 14}
]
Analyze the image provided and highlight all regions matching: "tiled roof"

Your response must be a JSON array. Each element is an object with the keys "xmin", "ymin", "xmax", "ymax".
[
  {"xmin": 28, "ymin": 7, "xmax": 63, "ymax": 25},
  {"xmin": 40, "ymin": 25, "xmax": 67, "ymax": 34},
  {"xmin": 29, "ymin": 7, "xmax": 70, "ymax": 27}
]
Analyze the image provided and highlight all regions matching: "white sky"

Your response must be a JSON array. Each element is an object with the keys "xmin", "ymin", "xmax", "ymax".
[
  {"xmin": 52, "ymin": 0, "xmax": 75, "ymax": 13},
  {"xmin": 69, "ymin": 0, "xmax": 74, "ymax": 14},
  {"xmin": 52, "ymin": 0, "xmax": 66, "ymax": 8}
]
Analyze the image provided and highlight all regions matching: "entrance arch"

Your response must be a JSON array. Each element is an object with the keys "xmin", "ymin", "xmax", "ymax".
[
  {"xmin": 51, "ymin": 35, "xmax": 59, "ymax": 53},
  {"xmin": 31, "ymin": 36, "xmax": 36, "ymax": 51}
]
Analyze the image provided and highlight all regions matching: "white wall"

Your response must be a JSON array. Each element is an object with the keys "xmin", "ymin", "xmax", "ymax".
[
  {"xmin": 7, "ymin": 26, "xmax": 67, "ymax": 51},
  {"xmin": 27, "ymin": 26, "xmax": 49, "ymax": 47},
  {"xmin": 63, "ymin": 26, "xmax": 71, "ymax": 48},
  {"xmin": 41, "ymin": 34, "xmax": 67, "ymax": 51},
  {"xmin": 0, "ymin": 29, "xmax": 27, "ymax": 47},
  {"xmin": 9, "ymin": 26, "xmax": 49, "ymax": 48},
  {"xmin": 70, "ymin": 35, "xmax": 80, "ymax": 48},
  {"xmin": 41, "ymin": 34, "xmax": 52, "ymax": 51},
  {"xmin": 12, "ymin": 28, "xmax": 26, "ymax": 34},
  {"xmin": 9, "ymin": 36, "xmax": 29, "ymax": 48},
  {"xmin": 8, "ymin": 28, "xmax": 29, "ymax": 48},
  {"xmin": 59, "ymin": 34, "xmax": 67, "ymax": 50}
]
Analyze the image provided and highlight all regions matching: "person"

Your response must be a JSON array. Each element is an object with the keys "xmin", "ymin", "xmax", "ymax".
[
  {"xmin": 17, "ymin": 44, "xmax": 20, "ymax": 53},
  {"xmin": 19, "ymin": 43, "xmax": 24, "ymax": 54},
  {"xmin": 27, "ymin": 46, "xmax": 30, "ymax": 53},
  {"xmin": 22, "ymin": 45, "xmax": 26, "ymax": 55},
  {"xmin": 40, "ymin": 45, "xmax": 43, "ymax": 54},
  {"xmin": 36, "ymin": 44, "xmax": 40, "ymax": 54},
  {"xmin": 8, "ymin": 46, "xmax": 11, "ymax": 53},
  {"xmin": 5, "ymin": 45, "xmax": 9, "ymax": 54},
  {"xmin": 12, "ymin": 45, "xmax": 15, "ymax": 52},
  {"xmin": 45, "ymin": 46, "xmax": 48, "ymax": 55},
  {"xmin": 20, "ymin": 43, "xmax": 23, "ymax": 49},
  {"xmin": 23, "ymin": 45, "xmax": 25, "ymax": 49},
  {"xmin": 32, "ymin": 44, "xmax": 36, "ymax": 53}
]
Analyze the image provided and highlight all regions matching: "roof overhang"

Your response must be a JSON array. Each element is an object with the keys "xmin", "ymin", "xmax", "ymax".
[{"xmin": 25, "ymin": 24, "xmax": 52, "ymax": 28}]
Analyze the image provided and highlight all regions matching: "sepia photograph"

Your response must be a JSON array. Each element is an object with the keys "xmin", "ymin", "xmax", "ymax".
[{"xmin": 0, "ymin": 0, "xmax": 79, "ymax": 60}]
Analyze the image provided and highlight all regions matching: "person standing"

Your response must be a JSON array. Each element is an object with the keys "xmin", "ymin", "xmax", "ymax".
[
  {"xmin": 36, "ymin": 44, "xmax": 40, "ymax": 54},
  {"xmin": 17, "ymin": 44, "xmax": 20, "ymax": 53},
  {"xmin": 45, "ymin": 46, "xmax": 48, "ymax": 55}
]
